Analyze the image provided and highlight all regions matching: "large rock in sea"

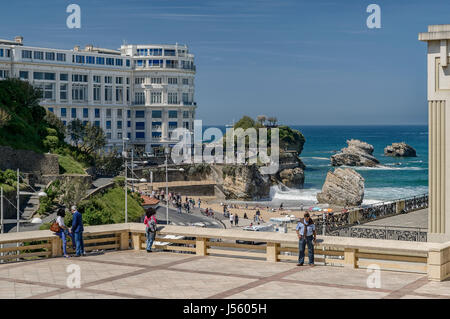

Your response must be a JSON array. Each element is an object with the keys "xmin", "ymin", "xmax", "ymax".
[
  {"xmin": 275, "ymin": 151, "xmax": 305, "ymax": 188},
  {"xmin": 331, "ymin": 139, "xmax": 379, "ymax": 167},
  {"xmin": 316, "ymin": 168, "xmax": 365, "ymax": 206},
  {"xmin": 384, "ymin": 142, "xmax": 417, "ymax": 157}
]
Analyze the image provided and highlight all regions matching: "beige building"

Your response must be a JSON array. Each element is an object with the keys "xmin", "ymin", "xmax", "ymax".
[{"xmin": 419, "ymin": 25, "xmax": 450, "ymax": 242}]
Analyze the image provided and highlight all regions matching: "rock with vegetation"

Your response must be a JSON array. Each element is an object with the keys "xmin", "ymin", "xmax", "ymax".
[
  {"xmin": 384, "ymin": 142, "xmax": 417, "ymax": 157},
  {"xmin": 331, "ymin": 139, "xmax": 379, "ymax": 167},
  {"xmin": 274, "ymin": 151, "xmax": 306, "ymax": 188},
  {"xmin": 316, "ymin": 168, "xmax": 365, "ymax": 206}
]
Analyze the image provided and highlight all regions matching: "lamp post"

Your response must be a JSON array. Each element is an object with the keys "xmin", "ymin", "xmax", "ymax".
[
  {"xmin": 122, "ymin": 138, "xmax": 129, "ymax": 223},
  {"xmin": 165, "ymin": 146, "xmax": 169, "ymax": 225}
]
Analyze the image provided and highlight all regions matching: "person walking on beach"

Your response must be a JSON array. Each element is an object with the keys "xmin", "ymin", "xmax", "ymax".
[
  {"xmin": 234, "ymin": 214, "xmax": 239, "ymax": 226},
  {"xmin": 70, "ymin": 205, "xmax": 85, "ymax": 257},
  {"xmin": 54, "ymin": 208, "xmax": 75, "ymax": 258},
  {"xmin": 198, "ymin": 198, "xmax": 201, "ymax": 209},
  {"xmin": 144, "ymin": 207, "xmax": 157, "ymax": 252},
  {"xmin": 230, "ymin": 213, "xmax": 234, "ymax": 226},
  {"xmin": 296, "ymin": 212, "xmax": 316, "ymax": 266}
]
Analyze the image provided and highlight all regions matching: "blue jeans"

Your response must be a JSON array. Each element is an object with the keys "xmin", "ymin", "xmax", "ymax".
[
  {"xmin": 56, "ymin": 229, "xmax": 75, "ymax": 255},
  {"xmin": 146, "ymin": 228, "xmax": 156, "ymax": 251},
  {"xmin": 74, "ymin": 231, "xmax": 85, "ymax": 256},
  {"xmin": 298, "ymin": 235, "xmax": 314, "ymax": 265}
]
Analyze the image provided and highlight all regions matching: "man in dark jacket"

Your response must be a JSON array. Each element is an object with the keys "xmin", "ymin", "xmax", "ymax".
[{"xmin": 70, "ymin": 205, "xmax": 85, "ymax": 257}]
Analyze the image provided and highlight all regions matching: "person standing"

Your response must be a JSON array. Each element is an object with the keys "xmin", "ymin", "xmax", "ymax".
[
  {"xmin": 144, "ymin": 207, "xmax": 157, "ymax": 252},
  {"xmin": 198, "ymin": 198, "xmax": 201, "ymax": 209},
  {"xmin": 70, "ymin": 205, "xmax": 85, "ymax": 257},
  {"xmin": 54, "ymin": 208, "xmax": 74, "ymax": 258},
  {"xmin": 296, "ymin": 212, "xmax": 316, "ymax": 266},
  {"xmin": 229, "ymin": 213, "xmax": 234, "ymax": 226},
  {"xmin": 234, "ymin": 214, "xmax": 239, "ymax": 226}
]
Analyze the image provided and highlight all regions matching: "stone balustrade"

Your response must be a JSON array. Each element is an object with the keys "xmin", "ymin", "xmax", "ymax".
[{"xmin": 0, "ymin": 223, "xmax": 449, "ymax": 281}]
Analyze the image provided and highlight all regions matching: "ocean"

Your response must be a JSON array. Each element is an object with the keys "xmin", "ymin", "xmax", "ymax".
[{"xmin": 206, "ymin": 125, "xmax": 428, "ymax": 207}]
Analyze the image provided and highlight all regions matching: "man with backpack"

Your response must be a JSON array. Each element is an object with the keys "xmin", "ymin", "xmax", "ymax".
[{"xmin": 144, "ymin": 207, "xmax": 157, "ymax": 252}]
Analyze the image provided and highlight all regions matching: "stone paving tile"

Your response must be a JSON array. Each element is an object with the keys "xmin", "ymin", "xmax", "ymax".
[
  {"xmin": 89, "ymin": 269, "xmax": 257, "ymax": 299},
  {"xmin": 413, "ymin": 280, "xmax": 450, "ymax": 297},
  {"xmin": 47, "ymin": 290, "xmax": 131, "ymax": 299},
  {"xmin": 226, "ymin": 281, "xmax": 389, "ymax": 299},
  {"xmin": 400, "ymin": 294, "xmax": 434, "ymax": 299},
  {"xmin": 170, "ymin": 255, "xmax": 296, "ymax": 278},
  {"xmin": 0, "ymin": 281, "xmax": 59, "ymax": 299},
  {"xmin": 282, "ymin": 266, "xmax": 425, "ymax": 291},
  {"xmin": 0, "ymin": 257, "xmax": 141, "ymax": 287}
]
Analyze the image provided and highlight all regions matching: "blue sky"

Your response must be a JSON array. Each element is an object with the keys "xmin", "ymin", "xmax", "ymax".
[{"xmin": 2, "ymin": 0, "xmax": 450, "ymax": 125}]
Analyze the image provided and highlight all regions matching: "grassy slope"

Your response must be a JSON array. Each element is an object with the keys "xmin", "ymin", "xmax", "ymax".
[
  {"xmin": 58, "ymin": 154, "xmax": 87, "ymax": 175},
  {"xmin": 102, "ymin": 187, "xmax": 145, "ymax": 223}
]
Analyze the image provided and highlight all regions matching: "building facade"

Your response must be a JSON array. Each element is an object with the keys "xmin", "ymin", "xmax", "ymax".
[{"xmin": 0, "ymin": 36, "xmax": 197, "ymax": 154}]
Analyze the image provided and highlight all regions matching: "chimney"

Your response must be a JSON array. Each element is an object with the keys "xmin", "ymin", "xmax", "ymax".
[
  {"xmin": 74, "ymin": 45, "xmax": 80, "ymax": 51},
  {"xmin": 14, "ymin": 36, "xmax": 23, "ymax": 44}
]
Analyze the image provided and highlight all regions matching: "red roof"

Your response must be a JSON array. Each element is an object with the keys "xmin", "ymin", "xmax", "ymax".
[{"xmin": 141, "ymin": 195, "xmax": 160, "ymax": 206}]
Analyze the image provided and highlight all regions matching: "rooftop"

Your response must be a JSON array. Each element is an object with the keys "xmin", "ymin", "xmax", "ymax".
[{"xmin": 0, "ymin": 250, "xmax": 448, "ymax": 299}]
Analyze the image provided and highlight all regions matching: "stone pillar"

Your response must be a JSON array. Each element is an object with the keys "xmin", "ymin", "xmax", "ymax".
[{"xmin": 419, "ymin": 25, "xmax": 450, "ymax": 242}]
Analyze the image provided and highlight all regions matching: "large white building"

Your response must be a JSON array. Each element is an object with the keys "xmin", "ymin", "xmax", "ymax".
[{"xmin": 0, "ymin": 36, "xmax": 197, "ymax": 154}]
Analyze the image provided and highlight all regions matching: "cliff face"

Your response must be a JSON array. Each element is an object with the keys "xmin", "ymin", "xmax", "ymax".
[
  {"xmin": 331, "ymin": 139, "xmax": 379, "ymax": 167},
  {"xmin": 274, "ymin": 151, "xmax": 305, "ymax": 188},
  {"xmin": 316, "ymin": 168, "xmax": 365, "ymax": 207},
  {"xmin": 384, "ymin": 142, "xmax": 417, "ymax": 157}
]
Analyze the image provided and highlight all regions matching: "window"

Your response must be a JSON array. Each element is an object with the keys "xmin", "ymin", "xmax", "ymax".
[
  {"xmin": 136, "ymin": 132, "xmax": 145, "ymax": 139},
  {"xmin": 106, "ymin": 132, "xmax": 112, "ymax": 139},
  {"xmin": 136, "ymin": 60, "xmax": 144, "ymax": 67},
  {"xmin": 61, "ymin": 108, "xmax": 67, "ymax": 117},
  {"xmin": 152, "ymin": 132, "xmax": 162, "ymax": 138},
  {"xmin": 152, "ymin": 110, "xmax": 162, "ymax": 118},
  {"xmin": 33, "ymin": 72, "xmax": 44, "ymax": 80},
  {"xmin": 134, "ymin": 92, "xmax": 145, "ymax": 105},
  {"xmin": 151, "ymin": 77, "xmax": 162, "ymax": 84},
  {"xmin": 105, "ymin": 76, "xmax": 112, "ymax": 84},
  {"xmin": 83, "ymin": 121, "xmax": 88, "ymax": 126},
  {"xmin": 135, "ymin": 122, "xmax": 145, "ymax": 130},
  {"xmin": 93, "ymin": 75, "xmax": 101, "ymax": 83},
  {"xmin": 72, "ymin": 84, "xmax": 88, "ymax": 102},
  {"xmin": 116, "ymin": 77, "xmax": 123, "ymax": 84},
  {"xmin": 116, "ymin": 59, "xmax": 123, "ymax": 66},
  {"xmin": 127, "ymin": 132, "xmax": 131, "ymax": 139},
  {"xmin": 148, "ymin": 59, "xmax": 163, "ymax": 67},
  {"xmin": 86, "ymin": 56, "xmax": 95, "ymax": 64},
  {"xmin": 44, "ymin": 73, "xmax": 55, "ymax": 80},
  {"xmin": 149, "ymin": 48, "xmax": 162, "ymax": 56},
  {"xmin": 106, "ymin": 121, "xmax": 111, "ymax": 129},
  {"xmin": 96, "ymin": 57, "xmax": 105, "ymax": 65},
  {"xmin": 127, "ymin": 121, "xmax": 131, "ymax": 128},
  {"xmin": 75, "ymin": 55, "xmax": 85, "ymax": 64},
  {"xmin": 83, "ymin": 108, "xmax": 89, "ymax": 118},
  {"xmin": 63, "ymin": 121, "xmax": 67, "ymax": 126},
  {"xmin": 127, "ymin": 110, "xmax": 131, "ymax": 118},
  {"xmin": 164, "ymin": 49, "xmax": 176, "ymax": 56},
  {"xmin": 60, "ymin": 73, "xmax": 68, "ymax": 81},
  {"xmin": 36, "ymin": 83, "xmax": 55, "ymax": 100},
  {"xmin": 19, "ymin": 71, "xmax": 28, "ymax": 80},
  {"xmin": 183, "ymin": 111, "xmax": 189, "ymax": 119},
  {"xmin": 94, "ymin": 121, "xmax": 100, "ymax": 127},
  {"xmin": 116, "ymin": 87, "xmax": 123, "ymax": 103},
  {"xmin": 0, "ymin": 49, "xmax": 3, "ymax": 57},
  {"xmin": 71, "ymin": 108, "xmax": 77, "ymax": 118},
  {"xmin": 183, "ymin": 122, "xmax": 189, "ymax": 129},
  {"xmin": 117, "ymin": 121, "xmax": 122, "ymax": 129},
  {"xmin": 182, "ymin": 93, "xmax": 189, "ymax": 103},
  {"xmin": 168, "ymin": 92, "xmax": 178, "ymax": 104},
  {"xmin": 135, "ymin": 111, "xmax": 145, "ymax": 118},
  {"xmin": 48, "ymin": 107, "xmax": 54, "ymax": 113},
  {"xmin": 137, "ymin": 49, "xmax": 148, "ymax": 56},
  {"xmin": 57, "ymin": 53, "xmax": 66, "ymax": 61},
  {"xmin": 106, "ymin": 109, "xmax": 112, "ymax": 118},
  {"xmin": 106, "ymin": 58, "xmax": 114, "ymax": 66},
  {"xmin": 152, "ymin": 121, "xmax": 161, "ymax": 129},
  {"xmin": 95, "ymin": 109, "xmax": 100, "ymax": 118},
  {"xmin": 135, "ymin": 77, "xmax": 145, "ymax": 84},
  {"xmin": 169, "ymin": 122, "xmax": 178, "ymax": 129},
  {"xmin": 117, "ymin": 132, "xmax": 123, "ymax": 139},
  {"xmin": 166, "ymin": 60, "xmax": 178, "ymax": 68},
  {"xmin": 168, "ymin": 110, "xmax": 178, "ymax": 118},
  {"xmin": 0, "ymin": 70, "xmax": 9, "ymax": 78},
  {"xmin": 182, "ymin": 78, "xmax": 189, "ymax": 85},
  {"xmin": 93, "ymin": 85, "xmax": 101, "ymax": 102},
  {"xmin": 168, "ymin": 77, "xmax": 178, "ymax": 85},
  {"xmin": 150, "ymin": 92, "xmax": 162, "ymax": 104},
  {"xmin": 72, "ymin": 74, "xmax": 88, "ymax": 82},
  {"xmin": 105, "ymin": 86, "xmax": 112, "ymax": 103},
  {"xmin": 60, "ymin": 84, "xmax": 68, "ymax": 100},
  {"xmin": 22, "ymin": 50, "xmax": 32, "ymax": 59},
  {"xmin": 45, "ymin": 52, "xmax": 55, "ymax": 60},
  {"xmin": 117, "ymin": 109, "xmax": 122, "ymax": 118},
  {"xmin": 33, "ymin": 51, "xmax": 44, "ymax": 60},
  {"xmin": 126, "ymin": 59, "xmax": 130, "ymax": 67}
]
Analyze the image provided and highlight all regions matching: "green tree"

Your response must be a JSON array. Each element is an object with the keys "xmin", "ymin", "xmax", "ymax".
[
  {"xmin": 80, "ymin": 122, "xmax": 106, "ymax": 155},
  {"xmin": 67, "ymin": 119, "xmax": 85, "ymax": 147}
]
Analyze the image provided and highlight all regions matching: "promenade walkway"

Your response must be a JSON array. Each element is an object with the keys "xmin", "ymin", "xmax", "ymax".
[{"xmin": 0, "ymin": 250, "xmax": 448, "ymax": 299}]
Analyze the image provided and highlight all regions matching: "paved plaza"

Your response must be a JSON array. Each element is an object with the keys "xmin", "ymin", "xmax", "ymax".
[
  {"xmin": 360, "ymin": 209, "xmax": 428, "ymax": 229},
  {"xmin": 0, "ymin": 250, "xmax": 448, "ymax": 299}
]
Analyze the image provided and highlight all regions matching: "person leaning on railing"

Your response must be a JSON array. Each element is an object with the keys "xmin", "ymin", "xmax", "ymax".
[
  {"xmin": 144, "ymin": 207, "xmax": 157, "ymax": 253},
  {"xmin": 53, "ymin": 208, "xmax": 75, "ymax": 258},
  {"xmin": 296, "ymin": 212, "xmax": 317, "ymax": 267}
]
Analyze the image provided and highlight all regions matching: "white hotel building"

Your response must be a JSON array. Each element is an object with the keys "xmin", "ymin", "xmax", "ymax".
[{"xmin": 0, "ymin": 36, "xmax": 197, "ymax": 153}]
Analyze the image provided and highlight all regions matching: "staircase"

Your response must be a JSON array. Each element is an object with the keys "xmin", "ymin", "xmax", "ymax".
[{"xmin": 20, "ymin": 183, "xmax": 46, "ymax": 220}]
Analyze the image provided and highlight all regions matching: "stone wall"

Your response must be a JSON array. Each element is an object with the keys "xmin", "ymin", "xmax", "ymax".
[{"xmin": 0, "ymin": 146, "xmax": 59, "ymax": 177}]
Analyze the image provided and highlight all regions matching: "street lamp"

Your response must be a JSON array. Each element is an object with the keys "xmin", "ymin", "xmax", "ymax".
[
  {"xmin": 122, "ymin": 137, "xmax": 130, "ymax": 223},
  {"xmin": 164, "ymin": 147, "xmax": 185, "ymax": 225}
]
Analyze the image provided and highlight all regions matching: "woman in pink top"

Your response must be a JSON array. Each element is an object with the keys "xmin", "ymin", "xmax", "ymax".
[{"xmin": 144, "ymin": 207, "xmax": 157, "ymax": 252}]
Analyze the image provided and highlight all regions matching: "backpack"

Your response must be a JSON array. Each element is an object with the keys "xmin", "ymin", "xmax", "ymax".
[{"xmin": 148, "ymin": 219, "xmax": 157, "ymax": 233}]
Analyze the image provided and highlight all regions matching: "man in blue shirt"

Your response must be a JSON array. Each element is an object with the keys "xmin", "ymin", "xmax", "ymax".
[
  {"xmin": 70, "ymin": 205, "xmax": 85, "ymax": 257},
  {"xmin": 295, "ymin": 212, "xmax": 317, "ymax": 266}
]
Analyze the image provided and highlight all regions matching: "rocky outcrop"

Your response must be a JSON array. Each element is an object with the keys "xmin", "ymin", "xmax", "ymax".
[
  {"xmin": 384, "ymin": 142, "xmax": 417, "ymax": 157},
  {"xmin": 331, "ymin": 139, "xmax": 379, "ymax": 167},
  {"xmin": 316, "ymin": 168, "xmax": 365, "ymax": 206},
  {"xmin": 274, "ymin": 151, "xmax": 305, "ymax": 188},
  {"xmin": 220, "ymin": 164, "xmax": 271, "ymax": 200}
]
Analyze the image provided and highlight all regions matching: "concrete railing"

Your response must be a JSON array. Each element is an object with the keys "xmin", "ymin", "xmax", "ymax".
[{"xmin": 0, "ymin": 223, "xmax": 449, "ymax": 281}]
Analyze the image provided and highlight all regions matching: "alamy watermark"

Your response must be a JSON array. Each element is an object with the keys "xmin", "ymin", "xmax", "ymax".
[
  {"xmin": 366, "ymin": 4, "xmax": 381, "ymax": 29},
  {"xmin": 66, "ymin": 264, "xmax": 81, "ymax": 288},
  {"xmin": 66, "ymin": 4, "xmax": 81, "ymax": 29},
  {"xmin": 170, "ymin": 120, "xmax": 280, "ymax": 175},
  {"xmin": 366, "ymin": 264, "xmax": 381, "ymax": 288}
]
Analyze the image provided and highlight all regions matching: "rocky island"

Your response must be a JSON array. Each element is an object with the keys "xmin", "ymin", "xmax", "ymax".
[
  {"xmin": 384, "ymin": 142, "xmax": 417, "ymax": 157},
  {"xmin": 316, "ymin": 167, "xmax": 365, "ymax": 206},
  {"xmin": 331, "ymin": 139, "xmax": 379, "ymax": 167}
]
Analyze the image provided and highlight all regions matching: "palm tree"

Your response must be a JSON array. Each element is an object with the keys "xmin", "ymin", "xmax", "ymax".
[
  {"xmin": 267, "ymin": 117, "xmax": 278, "ymax": 127},
  {"xmin": 256, "ymin": 115, "xmax": 267, "ymax": 126}
]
